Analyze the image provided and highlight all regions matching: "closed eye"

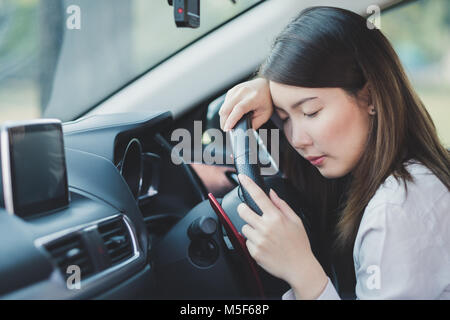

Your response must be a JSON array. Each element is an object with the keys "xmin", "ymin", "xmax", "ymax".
[{"xmin": 304, "ymin": 111, "xmax": 319, "ymax": 118}]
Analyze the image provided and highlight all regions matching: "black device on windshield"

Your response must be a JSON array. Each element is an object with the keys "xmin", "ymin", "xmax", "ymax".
[
  {"xmin": 0, "ymin": 119, "xmax": 69, "ymax": 218},
  {"xmin": 168, "ymin": 0, "xmax": 200, "ymax": 28}
]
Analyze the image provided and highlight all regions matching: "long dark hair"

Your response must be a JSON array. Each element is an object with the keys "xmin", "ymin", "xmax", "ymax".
[{"xmin": 258, "ymin": 6, "xmax": 450, "ymax": 294}]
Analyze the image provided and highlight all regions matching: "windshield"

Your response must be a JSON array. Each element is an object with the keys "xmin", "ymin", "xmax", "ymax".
[{"xmin": 0, "ymin": 0, "xmax": 263, "ymax": 123}]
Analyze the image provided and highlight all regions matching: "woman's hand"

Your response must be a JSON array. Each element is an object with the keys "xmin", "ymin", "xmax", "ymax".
[
  {"xmin": 219, "ymin": 78, "xmax": 273, "ymax": 131},
  {"xmin": 236, "ymin": 173, "xmax": 328, "ymax": 300}
]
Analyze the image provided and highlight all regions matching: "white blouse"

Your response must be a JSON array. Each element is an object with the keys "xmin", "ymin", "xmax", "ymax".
[{"xmin": 283, "ymin": 159, "xmax": 450, "ymax": 300}]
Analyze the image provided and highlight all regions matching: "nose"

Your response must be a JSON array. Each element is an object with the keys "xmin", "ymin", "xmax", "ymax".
[{"xmin": 289, "ymin": 122, "xmax": 313, "ymax": 150}]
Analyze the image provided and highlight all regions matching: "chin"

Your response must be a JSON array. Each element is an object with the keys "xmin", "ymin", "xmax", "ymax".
[{"xmin": 317, "ymin": 166, "xmax": 348, "ymax": 179}]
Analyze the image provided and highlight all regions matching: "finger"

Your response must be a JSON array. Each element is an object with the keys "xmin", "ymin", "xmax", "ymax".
[
  {"xmin": 245, "ymin": 239, "xmax": 260, "ymax": 261},
  {"xmin": 251, "ymin": 111, "xmax": 271, "ymax": 131},
  {"xmin": 223, "ymin": 99, "xmax": 253, "ymax": 131},
  {"xmin": 220, "ymin": 99, "xmax": 235, "ymax": 131},
  {"xmin": 238, "ymin": 174, "xmax": 277, "ymax": 216},
  {"xmin": 220, "ymin": 113, "xmax": 227, "ymax": 132},
  {"xmin": 237, "ymin": 202, "xmax": 263, "ymax": 230},
  {"xmin": 219, "ymin": 90, "xmax": 242, "ymax": 131},
  {"xmin": 219, "ymin": 97, "xmax": 235, "ymax": 130},
  {"xmin": 241, "ymin": 224, "xmax": 262, "ymax": 243},
  {"xmin": 269, "ymin": 188, "xmax": 298, "ymax": 223}
]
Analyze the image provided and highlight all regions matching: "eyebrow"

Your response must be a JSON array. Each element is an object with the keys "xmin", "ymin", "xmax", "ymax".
[{"xmin": 274, "ymin": 97, "xmax": 318, "ymax": 112}]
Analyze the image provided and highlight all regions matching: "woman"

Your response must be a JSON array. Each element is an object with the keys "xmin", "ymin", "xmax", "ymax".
[{"xmin": 219, "ymin": 6, "xmax": 450, "ymax": 299}]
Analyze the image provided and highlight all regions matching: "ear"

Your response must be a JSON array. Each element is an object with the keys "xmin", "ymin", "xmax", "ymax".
[{"xmin": 358, "ymin": 82, "xmax": 375, "ymax": 115}]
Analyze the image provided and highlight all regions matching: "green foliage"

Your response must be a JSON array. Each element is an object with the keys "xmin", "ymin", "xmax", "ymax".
[
  {"xmin": 0, "ymin": 0, "xmax": 38, "ymax": 62},
  {"xmin": 382, "ymin": 0, "xmax": 450, "ymax": 63}
]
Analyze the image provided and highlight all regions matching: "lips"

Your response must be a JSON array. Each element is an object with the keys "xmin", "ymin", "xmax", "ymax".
[
  {"xmin": 306, "ymin": 155, "xmax": 326, "ymax": 166},
  {"xmin": 305, "ymin": 155, "xmax": 325, "ymax": 161}
]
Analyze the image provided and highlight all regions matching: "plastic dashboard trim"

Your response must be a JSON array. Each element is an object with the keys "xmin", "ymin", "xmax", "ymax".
[{"xmin": 34, "ymin": 213, "xmax": 142, "ymax": 290}]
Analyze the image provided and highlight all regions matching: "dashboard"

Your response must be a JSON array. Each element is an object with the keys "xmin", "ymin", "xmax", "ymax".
[
  {"xmin": 0, "ymin": 111, "xmax": 188, "ymax": 299},
  {"xmin": 0, "ymin": 109, "xmax": 307, "ymax": 300}
]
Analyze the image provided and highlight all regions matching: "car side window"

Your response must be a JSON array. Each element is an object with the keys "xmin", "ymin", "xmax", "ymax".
[{"xmin": 381, "ymin": 0, "xmax": 450, "ymax": 148}]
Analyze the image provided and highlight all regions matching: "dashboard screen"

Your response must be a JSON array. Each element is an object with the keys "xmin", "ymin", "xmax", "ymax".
[{"xmin": 5, "ymin": 122, "xmax": 69, "ymax": 217}]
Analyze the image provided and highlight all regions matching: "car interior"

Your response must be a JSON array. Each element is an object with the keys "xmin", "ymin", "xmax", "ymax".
[{"xmin": 0, "ymin": 0, "xmax": 448, "ymax": 299}]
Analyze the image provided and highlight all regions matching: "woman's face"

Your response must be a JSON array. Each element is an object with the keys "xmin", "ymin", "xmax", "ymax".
[{"xmin": 269, "ymin": 81, "xmax": 373, "ymax": 178}]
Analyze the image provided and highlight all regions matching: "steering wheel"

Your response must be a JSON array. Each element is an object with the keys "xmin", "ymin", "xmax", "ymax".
[
  {"xmin": 229, "ymin": 112, "xmax": 270, "ymax": 215},
  {"xmin": 150, "ymin": 113, "xmax": 312, "ymax": 299}
]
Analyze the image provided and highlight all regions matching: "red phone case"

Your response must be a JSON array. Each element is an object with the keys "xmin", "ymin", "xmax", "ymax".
[{"xmin": 208, "ymin": 193, "xmax": 265, "ymax": 298}]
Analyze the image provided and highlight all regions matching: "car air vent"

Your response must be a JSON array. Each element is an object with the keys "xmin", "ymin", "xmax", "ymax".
[
  {"xmin": 44, "ymin": 234, "xmax": 95, "ymax": 280},
  {"xmin": 98, "ymin": 217, "xmax": 134, "ymax": 265}
]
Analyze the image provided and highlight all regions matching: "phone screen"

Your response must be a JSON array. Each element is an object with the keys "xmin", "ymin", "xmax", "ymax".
[{"xmin": 6, "ymin": 122, "xmax": 69, "ymax": 217}]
